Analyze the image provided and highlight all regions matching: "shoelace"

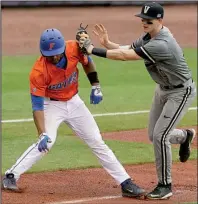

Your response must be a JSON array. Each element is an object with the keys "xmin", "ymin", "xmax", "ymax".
[
  {"xmin": 127, "ymin": 181, "xmax": 141, "ymax": 190},
  {"xmin": 121, "ymin": 179, "xmax": 141, "ymax": 191},
  {"xmin": 131, "ymin": 182, "xmax": 139, "ymax": 188},
  {"xmin": 150, "ymin": 183, "xmax": 163, "ymax": 192},
  {"xmin": 153, "ymin": 185, "xmax": 160, "ymax": 191}
]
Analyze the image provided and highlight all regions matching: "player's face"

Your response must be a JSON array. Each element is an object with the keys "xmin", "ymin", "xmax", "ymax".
[
  {"xmin": 46, "ymin": 53, "xmax": 64, "ymax": 64},
  {"xmin": 141, "ymin": 19, "xmax": 160, "ymax": 33}
]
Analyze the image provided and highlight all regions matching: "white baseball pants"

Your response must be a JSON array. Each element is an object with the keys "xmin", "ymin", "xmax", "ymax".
[{"xmin": 6, "ymin": 94, "xmax": 130, "ymax": 184}]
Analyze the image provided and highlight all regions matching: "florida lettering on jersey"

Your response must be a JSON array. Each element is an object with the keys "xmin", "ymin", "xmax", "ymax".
[
  {"xmin": 48, "ymin": 72, "xmax": 78, "ymax": 90},
  {"xmin": 29, "ymin": 40, "xmax": 88, "ymax": 101}
]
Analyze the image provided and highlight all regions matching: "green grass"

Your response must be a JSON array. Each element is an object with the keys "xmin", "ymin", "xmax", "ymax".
[
  {"xmin": 2, "ymin": 48, "xmax": 197, "ymax": 121},
  {"xmin": 2, "ymin": 123, "xmax": 197, "ymax": 173},
  {"xmin": 2, "ymin": 48, "xmax": 197, "ymax": 173}
]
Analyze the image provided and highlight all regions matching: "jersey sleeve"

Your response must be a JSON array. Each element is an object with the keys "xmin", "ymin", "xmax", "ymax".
[
  {"xmin": 29, "ymin": 64, "xmax": 47, "ymax": 97},
  {"xmin": 131, "ymin": 36, "xmax": 144, "ymax": 49},
  {"xmin": 119, "ymin": 34, "xmax": 145, "ymax": 50},
  {"xmin": 134, "ymin": 40, "xmax": 173, "ymax": 63},
  {"xmin": 31, "ymin": 94, "xmax": 44, "ymax": 111}
]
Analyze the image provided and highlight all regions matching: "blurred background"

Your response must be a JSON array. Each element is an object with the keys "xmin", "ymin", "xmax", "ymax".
[{"xmin": 2, "ymin": 0, "xmax": 197, "ymax": 55}]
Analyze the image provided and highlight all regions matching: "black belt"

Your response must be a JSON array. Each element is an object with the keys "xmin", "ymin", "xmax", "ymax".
[
  {"xmin": 163, "ymin": 84, "xmax": 184, "ymax": 90},
  {"xmin": 162, "ymin": 79, "xmax": 193, "ymax": 90},
  {"xmin": 49, "ymin": 92, "xmax": 78, "ymax": 102},
  {"xmin": 50, "ymin": 98, "xmax": 59, "ymax": 101}
]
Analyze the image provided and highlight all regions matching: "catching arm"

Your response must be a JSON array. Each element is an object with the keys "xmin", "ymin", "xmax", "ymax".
[
  {"xmin": 79, "ymin": 37, "xmax": 142, "ymax": 61},
  {"xmin": 106, "ymin": 48, "xmax": 141, "ymax": 61}
]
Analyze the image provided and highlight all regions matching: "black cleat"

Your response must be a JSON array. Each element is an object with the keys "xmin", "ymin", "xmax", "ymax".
[
  {"xmin": 2, "ymin": 173, "xmax": 19, "ymax": 191},
  {"xmin": 179, "ymin": 129, "xmax": 196, "ymax": 162},
  {"xmin": 146, "ymin": 183, "xmax": 172, "ymax": 200},
  {"xmin": 121, "ymin": 178, "xmax": 146, "ymax": 198}
]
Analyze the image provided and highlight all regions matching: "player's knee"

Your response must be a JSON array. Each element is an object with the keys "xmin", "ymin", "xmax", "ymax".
[
  {"xmin": 152, "ymin": 130, "xmax": 161, "ymax": 141},
  {"xmin": 153, "ymin": 136, "xmax": 160, "ymax": 144},
  {"xmin": 153, "ymin": 132, "xmax": 166, "ymax": 144}
]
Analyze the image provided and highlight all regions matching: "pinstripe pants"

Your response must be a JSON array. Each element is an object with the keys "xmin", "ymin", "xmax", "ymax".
[{"xmin": 148, "ymin": 82, "xmax": 196, "ymax": 185}]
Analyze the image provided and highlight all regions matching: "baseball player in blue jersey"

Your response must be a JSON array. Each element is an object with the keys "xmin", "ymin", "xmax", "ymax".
[{"xmin": 79, "ymin": 2, "xmax": 196, "ymax": 200}]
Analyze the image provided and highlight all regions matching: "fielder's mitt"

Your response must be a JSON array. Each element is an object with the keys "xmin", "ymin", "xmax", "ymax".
[
  {"xmin": 76, "ymin": 23, "xmax": 89, "ymax": 41},
  {"xmin": 76, "ymin": 23, "xmax": 90, "ymax": 54}
]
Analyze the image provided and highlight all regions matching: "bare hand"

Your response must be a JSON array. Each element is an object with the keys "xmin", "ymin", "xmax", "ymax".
[{"xmin": 93, "ymin": 24, "xmax": 109, "ymax": 46}]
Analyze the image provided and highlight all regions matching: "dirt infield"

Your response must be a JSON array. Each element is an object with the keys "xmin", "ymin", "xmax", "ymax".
[{"xmin": 2, "ymin": 4, "xmax": 197, "ymax": 204}]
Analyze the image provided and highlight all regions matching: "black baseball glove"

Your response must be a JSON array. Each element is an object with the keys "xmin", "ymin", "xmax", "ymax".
[
  {"xmin": 76, "ymin": 23, "xmax": 89, "ymax": 41},
  {"xmin": 76, "ymin": 23, "xmax": 91, "ymax": 54}
]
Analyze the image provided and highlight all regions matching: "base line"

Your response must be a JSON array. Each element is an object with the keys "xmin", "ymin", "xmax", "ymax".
[
  {"xmin": 1, "ymin": 107, "xmax": 197, "ymax": 124},
  {"xmin": 48, "ymin": 195, "xmax": 122, "ymax": 204}
]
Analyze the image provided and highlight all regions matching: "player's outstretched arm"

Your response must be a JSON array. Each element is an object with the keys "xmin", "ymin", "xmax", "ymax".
[
  {"xmin": 106, "ymin": 48, "xmax": 141, "ymax": 61},
  {"xmin": 79, "ymin": 37, "xmax": 141, "ymax": 61}
]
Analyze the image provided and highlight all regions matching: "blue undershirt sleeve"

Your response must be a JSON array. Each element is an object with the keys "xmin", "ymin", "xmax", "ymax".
[
  {"xmin": 87, "ymin": 55, "xmax": 93, "ymax": 63},
  {"xmin": 31, "ymin": 94, "xmax": 44, "ymax": 111}
]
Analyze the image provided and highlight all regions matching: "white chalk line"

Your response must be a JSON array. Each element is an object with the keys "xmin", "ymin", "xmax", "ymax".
[
  {"xmin": 48, "ymin": 195, "xmax": 122, "ymax": 204},
  {"xmin": 1, "ymin": 107, "xmax": 197, "ymax": 124}
]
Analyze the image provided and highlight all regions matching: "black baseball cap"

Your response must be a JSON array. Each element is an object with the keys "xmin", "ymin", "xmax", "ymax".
[{"xmin": 135, "ymin": 2, "xmax": 164, "ymax": 20}]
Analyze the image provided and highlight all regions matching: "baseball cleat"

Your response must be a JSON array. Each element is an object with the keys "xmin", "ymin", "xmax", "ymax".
[
  {"xmin": 2, "ymin": 173, "xmax": 19, "ymax": 191},
  {"xmin": 146, "ymin": 183, "xmax": 172, "ymax": 200},
  {"xmin": 179, "ymin": 129, "xmax": 196, "ymax": 162},
  {"xmin": 121, "ymin": 178, "xmax": 146, "ymax": 198}
]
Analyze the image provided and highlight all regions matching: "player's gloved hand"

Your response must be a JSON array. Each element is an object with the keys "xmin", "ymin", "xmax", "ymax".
[
  {"xmin": 79, "ymin": 37, "xmax": 94, "ymax": 55},
  {"xmin": 76, "ymin": 23, "xmax": 89, "ymax": 41},
  {"xmin": 76, "ymin": 23, "xmax": 90, "ymax": 54},
  {"xmin": 90, "ymin": 85, "xmax": 103, "ymax": 104},
  {"xmin": 38, "ymin": 133, "xmax": 52, "ymax": 153}
]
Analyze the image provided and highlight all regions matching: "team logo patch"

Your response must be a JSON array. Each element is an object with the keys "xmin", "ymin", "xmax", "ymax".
[
  {"xmin": 144, "ymin": 6, "xmax": 150, "ymax": 13},
  {"xmin": 32, "ymin": 87, "xmax": 37, "ymax": 92},
  {"xmin": 49, "ymin": 43, "xmax": 55, "ymax": 50}
]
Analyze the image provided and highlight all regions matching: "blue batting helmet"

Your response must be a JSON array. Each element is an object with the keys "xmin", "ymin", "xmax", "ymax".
[{"xmin": 40, "ymin": 28, "xmax": 65, "ymax": 57}]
